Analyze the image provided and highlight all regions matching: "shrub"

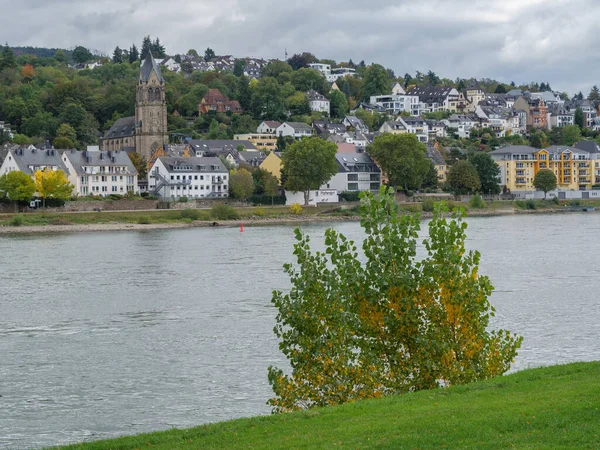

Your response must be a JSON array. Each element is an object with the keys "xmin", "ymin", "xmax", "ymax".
[
  {"xmin": 211, "ymin": 204, "xmax": 240, "ymax": 220},
  {"xmin": 108, "ymin": 194, "xmax": 123, "ymax": 200},
  {"xmin": 552, "ymin": 196, "xmax": 560, "ymax": 205},
  {"xmin": 526, "ymin": 199, "xmax": 537, "ymax": 210},
  {"xmin": 421, "ymin": 198, "xmax": 435, "ymax": 212},
  {"xmin": 340, "ymin": 191, "xmax": 361, "ymax": 202},
  {"xmin": 248, "ymin": 194, "xmax": 286, "ymax": 205},
  {"xmin": 289, "ymin": 203, "xmax": 303, "ymax": 215},
  {"xmin": 515, "ymin": 200, "xmax": 526, "ymax": 209},
  {"xmin": 137, "ymin": 216, "xmax": 152, "ymax": 224},
  {"xmin": 10, "ymin": 215, "xmax": 24, "ymax": 226},
  {"xmin": 469, "ymin": 195, "xmax": 486, "ymax": 209},
  {"xmin": 179, "ymin": 196, "xmax": 189, "ymax": 203},
  {"xmin": 180, "ymin": 209, "xmax": 200, "ymax": 220},
  {"xmin": 570, "ymin": 200, "xmax": 581, "ymax": 207},
  {"xmin": 254, "ymin": 207, "xmax": 267, "ymax": 217}
]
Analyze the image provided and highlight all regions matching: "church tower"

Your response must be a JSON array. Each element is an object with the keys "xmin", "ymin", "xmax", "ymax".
[{"xmin": 135, "ymin": 52, "xmax": 168, "ymax": 160}]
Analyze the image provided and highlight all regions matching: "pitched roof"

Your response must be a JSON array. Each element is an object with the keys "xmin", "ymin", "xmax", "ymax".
[
  {"xmin": 157, "ymin": 156, "xmax": 227, "ymax": 173},
  {"xmin": 408, "ymin": 86, "xmax": 456, "ymax": 104},
  {"xmin": 489, "ymin": 145, "xmax": 539, "ymax": 155},
  {"xmin": 426, "ymin": 146, "xmax": 446, "ymax": 165},
  {"xmin": 103, "ymin": 116, "xmax": 136, "ymax": 140},
  {"xmin": 238, "ymin": 151, "xmax": 267, "ymax": 165},
  {"xmin": 281, "ymin": 122, "xmax": 313, "ymax": 131},
  {"xmin": 140, "ymin": 52, "xmax": 164, "ymax": 82},
  {"xmin": 307, "ymin": 89, "xmax": 328, "ymax": 101},
  {"xmin": 574, "ymin": 140, "xmax": 600, "ymax": 154},
  {"xmin": 187, "ymin": 139, "xmax": 257, "ymax": 152},
  {"xmin": 6, "ymin": 147, "xmax": 69, "ymax": 175},
  {"xmin": 63, "ymin": 149, "xmax": 138, "ymax": 175},
  {"xmin": 261, "ymin": 121, "xmax": 281, "ymax": 128},
  {"xmin": 335, "ymin": 153, "xmax": 379, "ymax": 173}
]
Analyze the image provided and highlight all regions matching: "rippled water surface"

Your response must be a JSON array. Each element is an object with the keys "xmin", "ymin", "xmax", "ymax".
[{"xmin": 2, "ymin": 214, "xmax": 600, "ymax": 449}]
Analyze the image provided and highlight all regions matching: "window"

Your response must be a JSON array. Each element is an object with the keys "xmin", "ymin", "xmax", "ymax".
[
  {"xmin": 101, "ymin": 186, "xmax": 107, "ymax": 192},
  {"xmin": 112, "ymin": 176, "xmax": 117, "ymax": 182},
  {"xmin": 348, "ymin": 174, "xmax": 358, "ymax": 181},
  {"xmin": 170, "ymin": 175, "xmax": 174, "ymax": 180},
  {"xmin": 348, "ymin": 183, "xmax": 359, "ymax": 191},
  {"xmin": 101, "ymin": 176, "xmax": 107, "ymax": 182},
  {"xmin": 194, "ymin": 175, "xmax": 198, "ymax": 180},
  {"xmin": 370, "ymin": 173, "xmax": 380, "ymax": 181},
  {"xmin": 112, "ymin": 186, "xmax": 118, "ymax": 192}
]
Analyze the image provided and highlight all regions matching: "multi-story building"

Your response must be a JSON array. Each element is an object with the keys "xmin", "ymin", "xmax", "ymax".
[
  {"xmin": 307, "ymin": 89, "xmax": 330, "ymax": 115},
  {"xmin": 323, "ymin": 153, "xmax": 381, "ymax": 193},
  {"xmin": 256, "ymin": 121, "xmax": 281, "ymax": 134},
  {"xmin": 276, "ymin": 122, "xmax": 313, "ymax": 140},
  {"xmin": 547, "ymin": 105, "xmax": 575, "ymax": 129},
  {"xmin": 426, "ymin": 145, "xmax": 448, "ymax": 182},
  {"xmin": 369, "ymin": 93, "xmax": 419, "ymax": 115},
  {"xmin": 490, "ymin": 145, "xmax": 599, "ymax": 192},
  {"xmin": 198, "ymin": 89, "xmax": 243, "ymax": 114},
  {"xmin": 408, "ymin": 86, "xmax": 460, "ymax": 115},
  {"xmin": 148, "ymin": 156, "xmax": 229, "ymax": 200},
  {"xmin": 307, "ymin": 63, "xmax": 331, "ymax": 79},
  {"xmin": 443, "ymin": 114, "xmax": 479, "ymax": 138},
  {"xmin": 62, "ymin": 149, "xmax": 138, "ymax": 196},
  {"xmin": 233, "ymin": 134, "xmax": 277, "ymax": 151},
  {"xmin": 0, "ymin": 147, "xmax": 68, "ymax": 177},
  {"xmin": 513, "ymin": 96, "xmax": 548, "ymax": 129}
]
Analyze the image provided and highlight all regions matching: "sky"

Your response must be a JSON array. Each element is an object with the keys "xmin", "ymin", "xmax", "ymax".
[{"xmin": 4, "ymin": 0, "xmax": 598, "ymax": 94}]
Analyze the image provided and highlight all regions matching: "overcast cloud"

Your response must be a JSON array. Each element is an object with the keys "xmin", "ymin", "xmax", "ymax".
[{"xmin": 3, "ymin": 0, "xmax": 598, "ymax": 94}]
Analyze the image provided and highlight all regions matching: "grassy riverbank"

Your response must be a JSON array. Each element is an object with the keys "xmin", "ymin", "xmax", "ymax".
[
  {"xmin": 55, "ymin": 362, "xmax": 600, "ymax": 449},
  {"xmin": 0, "ymin": 198, "xmax": 598, "ymax": 233}
]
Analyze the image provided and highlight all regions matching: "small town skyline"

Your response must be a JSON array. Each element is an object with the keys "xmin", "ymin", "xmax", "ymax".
[{"xmin": 4, "ymin": 0, "xmax": 599, "ymax": 94}]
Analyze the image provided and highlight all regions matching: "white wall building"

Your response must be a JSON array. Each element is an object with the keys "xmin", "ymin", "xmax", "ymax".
[
  {"xmin": 276, "ymin": 122, "xmax": 313, "ymax": 139},
  {"xmin": 323, "ymin": 153, "xmax": 381, "ymax": 193},
  {"xmin": 256, "ymin": 121, "xmax": 281, "ymax": 134},
  {"xmin": 149, "ymin": 156, "xmax": 228, "ymax": 200},
  {"xmin": 0, "ymin": 147, "xmax": 68, "ymax": 177},
  {"xmin": 369, "ymin": 93, "xmax": 418, "ymax": 115},
  {"xmin": 307, "ymin": 90, "xmax": 330, "ymax": 115},
  {"xmin": 61, "ymin": 149, "xmax": 138, "ymax": 197}
]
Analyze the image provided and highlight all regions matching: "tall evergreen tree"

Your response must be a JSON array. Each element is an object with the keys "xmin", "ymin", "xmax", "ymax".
[
  {"xmin": 0, "ymin": 43, "xmax": 15, "ymax": 70},
  {"xmin": 574, "ymin": 107, "xmax": 585, "ymax": 129},
  {"xmin": 129, "ymin": 44, "xmax": 139, "ymax": 63},
  {"xmin": 140, "ymin": 35, "xmax": 152, "ymax": 60},
  {"xmin": 204, "ymin": 47, "xmax": 216, "ymax": 61},
  {"xmin": 151, "ymin": 37, "xmax": 166, "ymax": 58},
  {"xmin": 112, "ymin": 46, "xmax": 123, "ymax": 63},
  {"xmin": 588, "ymin": 85, "xmax": 600, "ymax": 102}
]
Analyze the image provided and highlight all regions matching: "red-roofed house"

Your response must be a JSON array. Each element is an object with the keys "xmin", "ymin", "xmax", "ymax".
[{"xmin": 199, "ymin": 89, "xmax": 243, "ymax": 114}]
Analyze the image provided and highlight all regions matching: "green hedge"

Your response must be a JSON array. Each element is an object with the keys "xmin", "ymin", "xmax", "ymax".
[
  {"xmin": 340, "ymin": 191, "xmax": 361, "ymax": 202},
  {"xmin": 248, "ymin": 194, "xmax": 286, "ymax": 205}
]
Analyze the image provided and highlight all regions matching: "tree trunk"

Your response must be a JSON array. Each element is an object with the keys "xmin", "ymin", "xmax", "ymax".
[{"xmin": 304, "ymin": 190, "xmax": 310, "ymax": 206}]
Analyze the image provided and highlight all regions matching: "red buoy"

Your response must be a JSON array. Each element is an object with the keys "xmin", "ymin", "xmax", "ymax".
[{"xmin": 240, "ymin": 223, "xmax": 244, "ymax": 232}]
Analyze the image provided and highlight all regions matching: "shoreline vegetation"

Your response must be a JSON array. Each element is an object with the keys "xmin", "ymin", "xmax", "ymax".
[
  {"xmin": 52, "ymin": 362, "xmax": 600, "ymax": 449},
  {"xmin": 0, "ymin": 199, "xmax": 598, "ymax": 234}
]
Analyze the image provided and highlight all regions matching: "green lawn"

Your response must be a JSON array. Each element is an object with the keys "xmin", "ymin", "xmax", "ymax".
[{"xmin": 55, "ymin": 362, "xmax": 600, "ymax": 449}]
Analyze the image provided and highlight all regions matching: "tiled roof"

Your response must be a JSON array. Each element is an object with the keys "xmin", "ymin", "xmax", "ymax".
[
  {"xmin": 63, "ymin": 149, "xmax": 137, "ymax": 175},
  {"xmin": 103, "ymin": 116, "xmax": 136, "ymax": 140}
]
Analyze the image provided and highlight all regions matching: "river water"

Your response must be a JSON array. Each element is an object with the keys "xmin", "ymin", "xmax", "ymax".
[{"xmin": 1, "ymin": 214, "xmax": 600, "ymax": 449}]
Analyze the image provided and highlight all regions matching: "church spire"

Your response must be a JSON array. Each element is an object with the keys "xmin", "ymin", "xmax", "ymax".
[{"xmin": 140, "ymin": 52, "xmax": 164, "ymax": 83}]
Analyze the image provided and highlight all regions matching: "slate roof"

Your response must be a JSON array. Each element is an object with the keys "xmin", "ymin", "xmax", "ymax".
[
  {"xmin": 281, "ymin": 122, "xmax": 313, "ymax": 131},
  {"xmin": 336, "ymin": 153, "xmax": 379, "ymax": 173},
  {"xmin": 574, "ymin": 141, "xmax": 600, "ymax": 154},
  {"xmin": 157, "ymin": 156, "xmax": 227, "ymax": 173},
  {"xmin": 343, "ymin": 115, "xmax": 367, "ymax": 130},
  {"xmin": 261, "ymin": 121, "xmax": 281, "ymax": 128},
  {"xmin": 7, "ymin": 147, "xmax": 69, "ymax": 175},
  {"xmin": 307, "ymin": 89, "xmax": 328, "ymax": 102},
  {"xmin": 187, "ymin": 140, "xmax": 257, "ymax": 153},
  {"xmin": 238, "ymin": 151, "xmax": 267, "ymax": 165},
  {"xmin": 426, "ymin": 146, "xmax": 446, "ymax": 165},
  {"xmin": 489, "ymin": 145, "xmax": 539, "ymax": 155},
  {"xmin": 140, "ymin": 52, "xmax": 165, "ymax": 82},
  {"xmin": 63, "ymin": 149, "xmax": 137, "ymax": 175},
  {"xmin": 103, "ymin": 116, "xmax": 136, "ymax": 140},
  {"xmin": 408, "ymin": 86, "xmax": 456, "ymax": 104}
]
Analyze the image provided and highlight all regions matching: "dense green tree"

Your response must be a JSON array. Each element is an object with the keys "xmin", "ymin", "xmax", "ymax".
[
  {"xmin": 286, "ymin": 92, "xmax": 311, "ymax": 116},
  {"xmin": 562, "ymin": 124, "xmax": 582, "ymax": 146},
  {"xmin": 0, "ymin": 171, "xmax": 36, "ymax": 211},
  {"xmin": 494, "ymin": 84, "xmax": 507, "ymax": 94},
  {"xmin": 128, "ymin": 44, "xmax": 139, "ymax": 63},
  {"xmin": 426, "ymin": 70, "xmax": 440, "ymax": 86},
  {"xmin": 588, "ymin": 86, "xmax": 600, "ymax": 102},
  {"xmin": 151, "ymin": 37, "xmax": 166, "ymax": 58},
  {"xmin": 252, "ymin": 167, "xmax": 279, "ymax": 196},
  {"xmin": 367, "ymin": 133, "xmax": 430, "ymax": 192},
  {"xmin": 233, "ymin": 59, "xmax": 245, "ymax": 77},
  {"xmin": 140, "ymin": 36, "xmax": 152, "ymax": 60},
  {"xmin": 468, "ymin": 152, "xmax": 501, "ymax": 195},
  {"xmin": 112, "ymin": 47, "xmax": 123, "ymax": 63},
  {"xmin": 0, "ymin": 43, "xmax": 16, "ymax": 70},
  {"xmin": 277, "ymin": 135, "xmax": 294, "ymax": 151},
  {"xmin": 230, "ymin": 168, "xmax": 254, "ymax": 201},
  {"xmin": 422, "ymin": 161, "xmax": 439, "ymax": 190},
  {"xmin": 533, "ymin": 169, "xmax": 557, "ymax": 198},
  {"xmin": 204, "ymin": 47, "xmax": 216, "ymax": 61},
  {"xmin": 574, "ymin": 107, "xmax": 585, "ymax": 129},
  {"xmin": 54, "ymin": 49, "xmax": 68, "ymax": 65},
  {"xmin": 21, "ymin": 112, "xmax": 59, "ymax": 140},
  {"xmin": 268, "ymin": 188, "xmax": 522, "ymax": 412},
  {"xmin": 329, "ymin": 90, "xmax": 348, "ymax": 118},
  {"xmin": 292, "ymin": 68, "xmax": 328, "ymax": 94},
  {"xmin": 361, "ymin": 64, "xmax": 391, "ymax": 101},
  {"xmin": 72, "ymin": 46, "xmax": 93, "ymax": 64},
  {"xmin": 529, "ymin": 130, "xmax": 549, "ymax": 149},
  {"xmin": 282, "ymin": 137, "xmax": 338, "ymax": 205},
  {"xmin": 262, "ymin": 60, "xmax": 293, "ymax": 78},
  {"xmin": 128, "ymin": 152, "xmax": 147, "ymax": 180},
  {"xmin": 251, "ymin": 77, "xmax": 285, "ymax": 120},
  {"xmin": 446, "ymin": 160, "xmax": 481, "ymax": 194},
  {"xmin": 287, "ymin": 52, "xmax": 317, "ymax": 70}
]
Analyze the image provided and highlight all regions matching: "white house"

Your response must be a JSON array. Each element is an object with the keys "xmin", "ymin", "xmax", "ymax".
[
  {"xmin": 396, "ymin": 116, "xmax": 430, "ymax": 142},
  {"xmin": 342, "ymin": 115, "xmax": 369, "ymax": 133},
  {"xmin": 61, "ymin": 149, "xmax": 138, "ymax": 197},
  {"xmin": 408, "ymin": 86, "xmax": 460, "ymax": 115},
  {"xmin": 443, "ymin": 114, "xmax": 479, "ymax": 138},
  {"xmin": 307, "ymin": 90, "xmax": 330, "ymax": 115},
  {"xmin": 324, "ymin": 153, "xmax": 381, "ymax": 193},
  {"xmin": 391, "ymin": 82, "xmax": 406, "ymax": 95},
  {"xmin": 160, "ymin": 57, "xmax": 181, "ymax": 73},
  {"xmin": 0, "ymin": 147, "xmax": 68, "ymax": 177},
  {"xmin": 369, "ymin": 93, "xmax": 418, "ymax": 115},
  {"xmin": 148, "ymin": 156, "xmax": 228, "ymax": 200},
  {"xmin": 276, "ymin": 122, "xmax": 313, "ymax": 140},
  {"xmin": 256, "ymin": 121, "xmax": 281, "ymax": 134},
  {"xmin": 307, "ymin": 63, "xmax": 331, "ymax": 79},
  {"xmin": 0, "ymin": 121, "xmax": 14, "ymax": 139}
]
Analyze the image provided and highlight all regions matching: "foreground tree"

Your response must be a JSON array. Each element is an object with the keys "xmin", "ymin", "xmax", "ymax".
[
  {"xmin": 468, "ymin": 152, "xmax": 501, "ymax": 195},
  {"xmin": 128, "ymin": 152, "xmax": 147, "ymax": 180},
  {"xmin": 72, "ymin": 46, "xmax": 92, "ymax": 64},
  {"xmin": 34, "ymin": 169, "xmax": 73, "ymax": 206},
  {"xmin": 282, "ymin": 137, "xmax": 338, "ymax": 206},
  {"xmin": 561, "ymin": 125, "xmax": 581, "ymax": 146},
  {"xmin": 533, "ymin": 169, "xmax": 557, "ymax": 199},
  {"xmin": 0, "ymin": 171, "xmax": 35, "ymax": 211},
  {"xmin": 367, "ymin": 133, "xmax": 430, "ymax": 192},
  {"xmin": 268, "ymin": 189, "xmax": 522, "ymax": 412}
]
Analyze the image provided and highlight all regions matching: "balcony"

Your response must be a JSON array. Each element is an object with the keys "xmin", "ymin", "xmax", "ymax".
[
  {"xmin": 515, "ymin": 178, "xmax": 527, "ymax": 185},
  {"xmin": 212, "ymin": 178, "xmax": 224, "ymax": 185}
]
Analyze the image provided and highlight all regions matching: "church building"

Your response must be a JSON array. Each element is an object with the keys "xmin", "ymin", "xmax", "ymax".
[{"xmin": 100, "ymin": 53, "xmax": 168, "ymax": 160}]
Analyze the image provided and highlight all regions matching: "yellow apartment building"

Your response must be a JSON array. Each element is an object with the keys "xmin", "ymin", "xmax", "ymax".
[
  {"xmin": 234, "ymin": 134, "xmax": 277, "ymax": 151},
  {"xmin": 490, "ymin": 145, "xmax": 600, "ymax": 192}
]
